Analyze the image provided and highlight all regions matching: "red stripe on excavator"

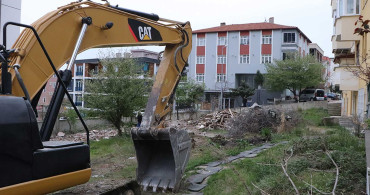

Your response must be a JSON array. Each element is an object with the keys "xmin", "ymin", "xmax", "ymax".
[{"xmin": 129, "ymin": 26, "xmax": 138, "ymax": 42}]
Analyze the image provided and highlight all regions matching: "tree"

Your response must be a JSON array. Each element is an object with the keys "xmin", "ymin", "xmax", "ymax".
[
  {"xmin": 84, "ymin": 57, "xmax": 152, "ymax": 136},
  {"xmin": 254, "ymin": 70, "xmax": 264, "ymax": 88},
  {"xmin": 230, "ymin": 81, "xmax": 255, "ymax": 107},
  {"xmin": 265, "ymin": 54, "xmax": 323, "ymax": 98},
  {"xmin": 175, "ymin": 79, "xmax": 205, "ymax": 116}
]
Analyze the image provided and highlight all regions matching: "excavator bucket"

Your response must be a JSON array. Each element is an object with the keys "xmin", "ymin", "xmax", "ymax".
[{"xmin": 131, "ymin": 128, "xmax": 191, "ymax": 192}]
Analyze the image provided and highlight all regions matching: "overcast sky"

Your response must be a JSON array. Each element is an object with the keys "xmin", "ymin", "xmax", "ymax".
[{"xmin": 21, "ymin": 0, "xmax": 333, "ymax": 58}]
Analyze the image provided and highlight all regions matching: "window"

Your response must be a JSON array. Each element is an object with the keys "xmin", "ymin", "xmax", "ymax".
[
  {"xmin": 240, "ymin": 36, "xmax": 249, "ymax": 45},
  {"xmin": 50, "ymin": 82, "xmax": 56, "ymax": 88},
  {"xmin": 75, "ymin": 94, "xmax": 82, "ymax": 106},
  {"xmin": 76, "ymin": 65, "xmax": 83, "ymax": 76},
  {"xmin": 217, "ymin": 55, "xmax": 226, "ymax": 64},
  {"xmin": 283, "ymin": 33, "xmax": 296, "ymax": 43},
  {"xmin": 196, "ymin": 73, "xmax": 204, "ymax": 82},
  {"xmin": 282, "ymin": 52, "xmax": 295, "ymax": 60},
  {"xmin": 262, "ymin": 35, "xmax": 272, "ymax": 44},
  {"xmin": 261, "ymin": 55, "xmax": 272, "ymax": 63},
  {"xmin": 67, "ymin": 80, "xmax": 74, "ymax": 91},
  {"xmin": 43, "ymin": 88, "xmax": 46, "ymax": 93},
  {"xmin": 240, "ymin": 55, "xmax": 250, "ymax": 64},
  {"xmin": 197, "ymin": 37, "xmax": 205, "ymax": 46},
  {"xmin": 338, "ymin": 0, "xmax": 360, "ymax": 15},
  {"xmin": 43, "ymin": 97, "xmax": 46, "ymax": 103},
  {"xmin": 217, "ymin": 74, "xmax": 226, "ymax": 82},
  {"xmin": 218, "ymin": 36, "xmax": 227, "ymax": 45},
  {"xmin": 75, "ymin": 79, "xmax": 83, "ymax": 91},
  {"xmin": 196, "ymin": 56, "xmax": 205, "ymax": 64}
]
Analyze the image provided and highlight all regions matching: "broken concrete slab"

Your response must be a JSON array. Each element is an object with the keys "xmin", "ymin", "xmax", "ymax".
[
  {"xmin": 199, "ymin": 166, "xmax": 222, "ymax": 175},
  {"xmin": 184, "ymin": 192, "xmax": 204, "ymax": 195},
  {"xmin": 223, "ymin": 155, "xmax": 241, "ymax": 163},
  {"xmin": 206, "ymin": 161, "xmax": 221, "ymax": 167},
  {"xmin": 187, "ymin": 174, "xmax": 210, "ymax": 184},
  {"xmin": 188, "ymin": 183, "xmax": 207, "ymax": 192},
  {"xmin": 237, "ymin": 153, "xmax": 258, "ymax": 158}
]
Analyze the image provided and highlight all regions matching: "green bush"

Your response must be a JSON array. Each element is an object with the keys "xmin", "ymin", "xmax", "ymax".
[{"xmin": 261, "ymin": 127, "xmax": 272, "ymax": 140}]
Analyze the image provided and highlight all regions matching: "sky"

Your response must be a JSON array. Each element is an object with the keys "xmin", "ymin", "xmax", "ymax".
[{"xmin": 21, "ymin": 0, "xmax": 333, "ymax": 59}]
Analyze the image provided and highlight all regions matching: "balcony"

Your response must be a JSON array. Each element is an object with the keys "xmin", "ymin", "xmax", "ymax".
[{"xmin": 332, "ymin": 15, "xmax": 360, "ymax": 53}]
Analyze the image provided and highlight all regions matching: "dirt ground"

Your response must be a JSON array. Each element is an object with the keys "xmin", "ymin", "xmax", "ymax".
[{"xmin": 52, "ymin": 110, "xmax": 267, "ymax": 194}]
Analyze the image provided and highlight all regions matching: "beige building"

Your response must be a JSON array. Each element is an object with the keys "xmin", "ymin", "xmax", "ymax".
[{"xmin": 331, "ymin": 0, "xmax": 364, "ymax": 118}]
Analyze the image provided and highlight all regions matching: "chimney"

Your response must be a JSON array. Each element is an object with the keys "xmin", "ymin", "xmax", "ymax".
[
  {"xmin": 220, "ymin": 22, "xmax": 226, "ymax": 26},
  {"xmin": 269, "ymin": 17, "xmax": 274, "ymax": 24}
]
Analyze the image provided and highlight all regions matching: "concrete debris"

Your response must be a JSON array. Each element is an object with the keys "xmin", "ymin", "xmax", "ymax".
[
  {"xmin": 51, "ymin": 129, "xmax": 118, "ymax": 142},
  {"xmin": 196, "ymin": 109, "xmax": 237, "ymax": 129},
  {"xmin": 250, "ymin": 103, "xmax": 261, "ymax": 109}
]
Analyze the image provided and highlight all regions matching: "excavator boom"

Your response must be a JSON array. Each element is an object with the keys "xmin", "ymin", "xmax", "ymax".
[{"xmin": 0, "ymin": 1, "xmax": 191, "ymax": 194}]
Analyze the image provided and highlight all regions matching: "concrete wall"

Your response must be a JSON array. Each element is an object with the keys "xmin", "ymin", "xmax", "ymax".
[{"xmin": 233, "ymin": 100, "xmax": 328, "ymax": 113}]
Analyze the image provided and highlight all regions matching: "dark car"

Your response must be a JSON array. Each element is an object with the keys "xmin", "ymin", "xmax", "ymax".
[{"xmin": 327, "ymin": 93, "xmax": 338, "ymax": 100}]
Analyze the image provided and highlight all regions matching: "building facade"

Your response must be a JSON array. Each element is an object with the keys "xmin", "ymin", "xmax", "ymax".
[
  {"xmin": 67, "ymin": 49, "xmax": 160, "ymax": 108},
  {"xmin": 188, "ymin": 19, "xmax": 313, "ymax": 109},
  {"xmin": 331, "ymin": 0, "xmax": 363, "ymax": 117},
  {"xmin": 0, "ymin": 0, "xmax": 21, "ymax": 47}
]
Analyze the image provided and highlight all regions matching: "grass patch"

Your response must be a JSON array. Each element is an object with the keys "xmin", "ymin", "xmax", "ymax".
[
  {"xmin": 203, "ymin": 126, "xmax": 366, "ymax": 195},
  {"xmin": 302, "ymin": 108, "xmax": 329, "ymax": 126},
  {"xmin": 89, "ymin": 136, "xmax": 137, "ymax": 180},
  {"xmin": 90, "ymin": 136, "xmax": 135, "ymax": 158}
]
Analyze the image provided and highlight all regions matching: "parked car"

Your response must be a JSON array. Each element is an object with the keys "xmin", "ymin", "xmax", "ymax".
[
  {"xmin": 327, "ymin": 93, "xmax": 335, "ymax": 99},
  {"xmin": 299, "ymin": 89, "xmax": 325, "ymax": 101},
  {"xmin": 327, "ymin": 92, "xmax": 339, "ymax": 100}
]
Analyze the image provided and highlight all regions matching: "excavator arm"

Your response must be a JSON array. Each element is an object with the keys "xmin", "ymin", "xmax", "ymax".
[{"xmin": 0, "ymin": 1, "xmax": 191, "ymax": 194}]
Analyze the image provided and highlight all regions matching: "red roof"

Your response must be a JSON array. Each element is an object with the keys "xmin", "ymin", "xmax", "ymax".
[{"xmin": 193, "ymin": 22, "xmax": 311, "ymax": 43}]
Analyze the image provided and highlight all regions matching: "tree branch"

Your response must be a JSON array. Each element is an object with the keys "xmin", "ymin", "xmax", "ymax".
[
  {"xmin": 281, "ymin": 149, "xmax": 300, "ymax": 195},
  {"xmin": 231, "ymin": 166, "xmax": 253, "ymax": 195},
  {"xmin": 251, "ymin": 182, "xmax": 270, "ymax": 195},
  {"xmin": 325, "ymin": 151, "xmax": 339, "ymax": 195}
]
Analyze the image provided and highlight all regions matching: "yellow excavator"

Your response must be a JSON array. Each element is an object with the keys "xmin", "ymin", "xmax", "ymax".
[{"xmin": 0, "ymin": 1, "xmax": 191, "ymax": 194}]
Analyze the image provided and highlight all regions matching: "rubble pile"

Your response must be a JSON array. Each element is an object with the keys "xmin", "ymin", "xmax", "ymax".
[
  {"xmin": 51, "ymin": 129, "xmax": 117, "ymax": 142},
  {"xmin": 197, "ymin": 109, "xmax": 237, "ymax": 130}
]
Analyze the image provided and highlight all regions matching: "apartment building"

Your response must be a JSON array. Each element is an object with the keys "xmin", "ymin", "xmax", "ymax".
[
  {"xmin": 0, "ymin": 0, "xmax": 21, "ymax": 46},
  {"xmin": 188, "ymin": 18, "xmax": 313, "ymax": 109},
  {"xmin": 68, "ymin": 49, "xmax": 160, "ymax": 108},
  {"xmin": 358, "ymin": 0, "xmax": 370, "ymax": 120},
  {"xmin": 331, "ymin": 0, "xmax": 362, "ymax": 117}
]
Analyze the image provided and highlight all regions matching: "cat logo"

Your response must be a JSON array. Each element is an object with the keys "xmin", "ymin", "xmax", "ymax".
[
  {"xmin": 138, "ymin": 26, "xmax": 152, "ymax": 40},
  {"xmin": 128, "ymin": 18, "xmax": 162, "ymax": 42}
]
